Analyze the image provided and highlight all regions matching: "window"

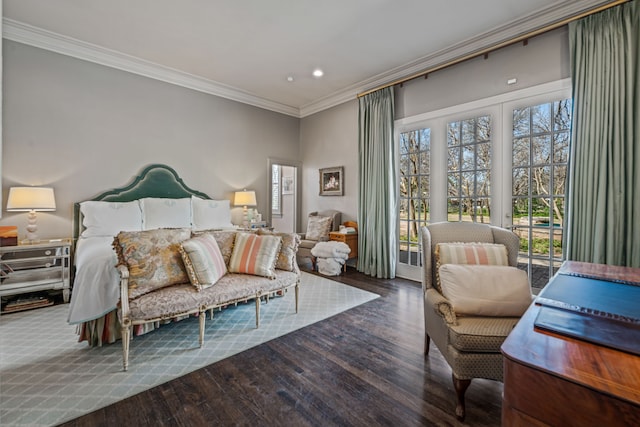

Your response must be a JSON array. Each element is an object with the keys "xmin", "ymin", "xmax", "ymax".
[
  {"xmin": 447, "ymin": 115, "xmax": 491, "ymax": 223},
  {"xmin": 271, "ymin": 164, "xmax": 282, "ymax": 217},
  {"xmin": 395, "ymin": 80, "xmax": 571, "ymax": 282},
  {"xmin": 398, "ymin": 128, "xmax": 430, "ymax": 267},
  {"xmin": 511, "ymin": 99, "xmax": 571, "ymax": 289}
]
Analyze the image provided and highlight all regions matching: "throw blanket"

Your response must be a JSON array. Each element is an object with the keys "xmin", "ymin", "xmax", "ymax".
[
  {"xmin": 316, "ymin": 258, "xmax": 345, "ymax": 276},
  {"xmin": 311, "ymin": 241, "xmax": 351, "ymax": 259},
  {"xmin": 312, "ymin": 241, "xmax": 351, "ymax": 276}
]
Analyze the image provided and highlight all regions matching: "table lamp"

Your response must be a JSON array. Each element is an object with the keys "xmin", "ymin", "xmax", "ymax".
[
  {"xmin": 234, "ymin": 189, "xmax": 257, "ymax": 228},
  {"xmin": 6, "ymin": 187, "xmax": 57, "ymax": 242}
]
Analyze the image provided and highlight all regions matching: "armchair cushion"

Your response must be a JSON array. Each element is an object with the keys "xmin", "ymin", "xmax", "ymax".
[
  {"xmin": 434, "ymin": 242, "xmax": 509, "ymax": 293},
  {"xmin": 439, "ymin": 264, "xmax": 532, "ymax": 317},
  {"xmin": 305, "ymin": 215, "xmax": 333, "ymax": 241},
  {"xmin": 449, "ymin": 316, "xmax": 521, "ymax": 353}
]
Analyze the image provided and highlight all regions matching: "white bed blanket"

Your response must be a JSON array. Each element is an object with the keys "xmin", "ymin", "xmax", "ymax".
[
  {"xmin": 310, "ymin": 241, "xmax": 351, "ymax": 259},
  {"xmin": 67, "ymin": 237, "xmax": 120, "ymax": 324}
]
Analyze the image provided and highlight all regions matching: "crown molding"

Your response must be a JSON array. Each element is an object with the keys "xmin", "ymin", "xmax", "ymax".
[
  {"xmin": 3, "ymin": 1, "xmax": 613, "ymax": 119},
  {"xmin": 2, "ymin": 18, "xmax": 301, "ymax": 118},
  {"xmin": 299, "ymin": 0, "xmax": 613, "ymax": 117}
]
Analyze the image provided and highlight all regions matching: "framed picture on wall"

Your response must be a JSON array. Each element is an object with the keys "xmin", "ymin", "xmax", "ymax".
[
  {"xmin": 319, "ymin": 166, "xmax": 344, "ymax": 196},
  {"xmin": 282, "ymin": 176, "xmax": 294, "ymax": 194}
]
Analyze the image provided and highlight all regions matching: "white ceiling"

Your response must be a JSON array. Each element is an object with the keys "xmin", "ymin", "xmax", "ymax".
[{"xmin": 3, "ymin": 0, "xmax": 612, "ymax": 117}]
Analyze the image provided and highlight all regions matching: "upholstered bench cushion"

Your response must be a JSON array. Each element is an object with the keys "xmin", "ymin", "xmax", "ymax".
[
  {"xmin": 448, "ymin": 316, "xmax": 520, "ymax": 353},
  {"xmin": 127, "ymin": 270, "xmax": 298, "ymax": 321}
]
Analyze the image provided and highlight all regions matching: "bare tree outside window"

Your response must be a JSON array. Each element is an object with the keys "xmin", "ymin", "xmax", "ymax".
[
  {"xmin": 512, "ymin": 99, "xmax": 571, "ymax": 289},
  {"xmin": 398, "ymin": 128, "xmax": 430, "ymax": 267},
  {"xmin": 447, "ymin": 115, "xmax": 491, "ymax": 223}
]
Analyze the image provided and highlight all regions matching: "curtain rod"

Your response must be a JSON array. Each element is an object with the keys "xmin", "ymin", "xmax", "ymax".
[{"xmin": 357, "ymin": 0, "xmax": 630, "ymax": 98}]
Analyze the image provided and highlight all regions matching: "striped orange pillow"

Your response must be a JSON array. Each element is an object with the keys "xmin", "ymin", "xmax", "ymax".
[
  {"xmin": 229, "ymin": 232, "xmax": 282, "ymax": 278},
  {"xmin": 434, "ymin": 243, "xmax": 509, "ymax": 293}
]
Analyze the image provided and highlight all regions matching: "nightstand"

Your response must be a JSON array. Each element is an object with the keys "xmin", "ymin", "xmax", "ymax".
[
  {"xmin": 329, "ymin": 231, "xmax": 358, "ymax": 271},
  {"xmin": 0, "ymin": 239, "xmax": 72, "ymax": 313}
]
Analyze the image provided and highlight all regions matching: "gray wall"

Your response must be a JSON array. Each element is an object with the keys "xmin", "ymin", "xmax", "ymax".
[
  {"xmin": 1, "ymin": 40, "xmax": 300, "ymax": 240},
  {"xmin": 1, "ymin": 26, "xmax": 570, "ymax": 239},
  {"xmin": 299, "ymin": 100, "xmax": 359, "ymax": 226},
  {"xmin": 299, "ymin": 27, "xmax": 570, "ymax": 228}
]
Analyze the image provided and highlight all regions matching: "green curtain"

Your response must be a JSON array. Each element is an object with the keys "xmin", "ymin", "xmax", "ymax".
[
  {"xmin": 566, "ymin": 0, "xmax": 640, "ymax": 267},
  {"xmin": 357, "ymin": 87, "xmax": 397, "ymax": 278}
]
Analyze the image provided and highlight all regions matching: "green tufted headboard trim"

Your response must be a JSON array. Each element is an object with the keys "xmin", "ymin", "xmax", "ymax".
[{"xmin": 73, "ymin": 164, "xmax": 211, "ymax": 241}]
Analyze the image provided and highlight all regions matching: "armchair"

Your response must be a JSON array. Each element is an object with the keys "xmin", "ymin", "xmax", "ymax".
[
  {"xmin": 420, "ymin": 222, "xmax": 524, "ymax": 420},
  {"xmin": 297, "ymin": 210, "xmax": 341, "ymax": 269}
]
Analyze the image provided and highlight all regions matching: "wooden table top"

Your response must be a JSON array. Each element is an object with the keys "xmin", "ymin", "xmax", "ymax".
[{"xmin": 502, "ymin": 261, "xmax": 640, "ymax": 406}]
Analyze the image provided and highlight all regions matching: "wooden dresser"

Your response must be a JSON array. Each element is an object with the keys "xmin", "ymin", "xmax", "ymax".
[{"xmin": 501, "ymin": 261, "xmax": 640, "ymax": 426}]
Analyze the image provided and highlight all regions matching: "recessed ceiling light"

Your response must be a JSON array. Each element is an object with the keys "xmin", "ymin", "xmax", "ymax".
[
  {"xmin": 287, "ymin": 76, "xmax": 294, "ymax": 82},
  {"xmin": 312, "ymin": 69, "xmax": 324, "ymax": 78}
]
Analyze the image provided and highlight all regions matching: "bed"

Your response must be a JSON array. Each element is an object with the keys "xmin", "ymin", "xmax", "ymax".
[{"xmin": 68, "ymin": 163, "xmax": 236, "ymax": 346}]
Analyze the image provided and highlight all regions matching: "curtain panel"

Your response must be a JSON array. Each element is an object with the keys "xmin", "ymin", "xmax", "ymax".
[
  {"xmin": 566, "ymin": 0, "xmax": 640, "ymax": 267},
  {"xmin": 357, "ymin": 87, "xmax": 397, "ymax": 278}
]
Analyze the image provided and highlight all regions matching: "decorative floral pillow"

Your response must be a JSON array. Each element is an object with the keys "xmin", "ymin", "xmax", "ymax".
[
  {"xmin": 113, "ymin": 228, "xmax": 191, "ymax": 299},
  {"xmin": 228, "ymin": 232, "xmax": 282, "ymax": 279},
  {"xmin": 180, "ymin": 234, "xmax": 227, "ymax": 291},
  {"xmin": 305, "ymin": 215, "xmax": 332, "ymax": 241},
  {"xmin": 434, "ymin": 242, "xmax": 509, "ymax": 294},
  {"xmin": 257, "ymin": 229, "xmax": 301, "ymax": 272}
]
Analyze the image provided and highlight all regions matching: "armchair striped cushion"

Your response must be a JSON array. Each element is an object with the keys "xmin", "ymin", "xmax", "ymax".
[{"xmin": 434, "ymin": 242, "xmax": 509, "ymax": 293}]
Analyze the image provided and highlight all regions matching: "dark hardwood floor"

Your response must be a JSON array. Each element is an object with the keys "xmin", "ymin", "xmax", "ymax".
[{"xmin": 58, "ymin": 267, "xmax": 503, "ymax": 427}]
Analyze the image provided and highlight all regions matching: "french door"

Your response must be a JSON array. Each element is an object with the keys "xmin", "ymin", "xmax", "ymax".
[{"xmin": 395, "ymin": 81, "xmax": 571, "ymax": 284}]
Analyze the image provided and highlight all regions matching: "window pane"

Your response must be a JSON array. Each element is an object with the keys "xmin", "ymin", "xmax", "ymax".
[
  {"xmin": 554, "ymin": 166, "xmax": 567, "ymax": 196},
  {"xmin": 513, "ymin": 107, "xmax": 530, "ymax": 137},
  {"xmin": 554, "ymin": 131, "xmax": 570, "ymax": 164},
  {"xmin": 477, "ymin": 116, "xmax": 491, "ymax": 141},
  {"xmin": 513, "ymin": 137, "xmax": 530, "ymax": 167},
  {"xmin": 448, "ymin": 147, "xmax": 459, "ymax": 169},
  {"xmin": 532, "ymin": 135, "xmax": 551, "ymax": 165},
  {"xmin": 448, "ymin": 173, "xmax": 459, "ymax": 197},
  {"xmin": 531, "ymin": 166, "xmax": 550, "ymax": 196},
  {"xmin": 461, "ymin": 119, "xmax": 476, "ymax": 144},
  {"xmin": 462, "ymin": 145, "xmax": 474, "ymax": 171},
  {"xmin": 447, "ymin": 122, "xmax": 459, "ymax": 146},
  {"xmin": 553, "ymin": 99, "xmax": 572, "ymax": 131},
  {"xmin": 532, "ymin": 103, "xmax": 551, "ymax": 134},
  {"xmin": 477, "ymin": 142, "xmax": 491, "ymax": 170},
  {"xmin": 512, "ymin": 167, "xmax": 529, "ymax": 197}
]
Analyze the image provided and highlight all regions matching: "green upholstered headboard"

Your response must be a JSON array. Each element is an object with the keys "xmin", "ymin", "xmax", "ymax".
[{"xmin": 73, "ymin": 164, "xmax": 211, "ymax": 241}]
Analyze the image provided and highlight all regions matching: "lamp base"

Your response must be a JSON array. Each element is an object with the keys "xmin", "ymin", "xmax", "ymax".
[
  {"xmin": 25, "ymin": 210, "xmax": 39, "ymax": 242},
  {"xmin": 242, "ymin": 206, "xmax": 249, "ymax": 228}
]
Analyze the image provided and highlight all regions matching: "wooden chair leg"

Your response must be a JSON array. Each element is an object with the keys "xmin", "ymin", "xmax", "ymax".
[
  {"xmin": 452, "ymin": 374, "xmax": 471, "ymax": 421},
  {"xmin": 424, "ymin": 334, "xmax": 431, "ymax": 355},
  {"xmin": 121, "ymin": 321, "xmax": 131, "ymax": 372}
]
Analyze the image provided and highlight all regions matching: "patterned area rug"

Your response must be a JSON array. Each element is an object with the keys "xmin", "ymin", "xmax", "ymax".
[{"xmin": 0, "ymin": 272, "xmax": 378, "ymax": 426}]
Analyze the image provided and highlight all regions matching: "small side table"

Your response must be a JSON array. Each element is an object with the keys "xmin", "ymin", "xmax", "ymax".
[
  {"xmin": 0, "ymin": 239, "xmax": 72, "ymax": 313},
  {"xmin": 329, "ymin": 231, "xmax": 358, "ymax": 271}
]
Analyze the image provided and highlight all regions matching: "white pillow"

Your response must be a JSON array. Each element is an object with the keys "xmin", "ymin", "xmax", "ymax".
[
  {"xmin": 438, "ymin": 264, "xmax": 532, "ymax": 317},
  {"xmin": 80, "ymin": 200, "xmax": 142, "ymax": 237},
  {"xmin": 191, "ymin": 196, "xmax": 234, "ymax": 231},
  {"xmin": 140, "ymin": 197, "xmax": 191, "ymax": 230}
]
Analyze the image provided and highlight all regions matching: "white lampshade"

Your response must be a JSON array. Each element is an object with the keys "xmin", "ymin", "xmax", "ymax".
[
  {"xmin": 6, "ymin": 187, "xmax": 56, "ymax": 212},
  {"xmin": 6, "ymin": 187, "xmax": 56, "ymax": 242},
  {"xmin": 234, "ymin": 190, "xmax": 257, "ymax": 207}
]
